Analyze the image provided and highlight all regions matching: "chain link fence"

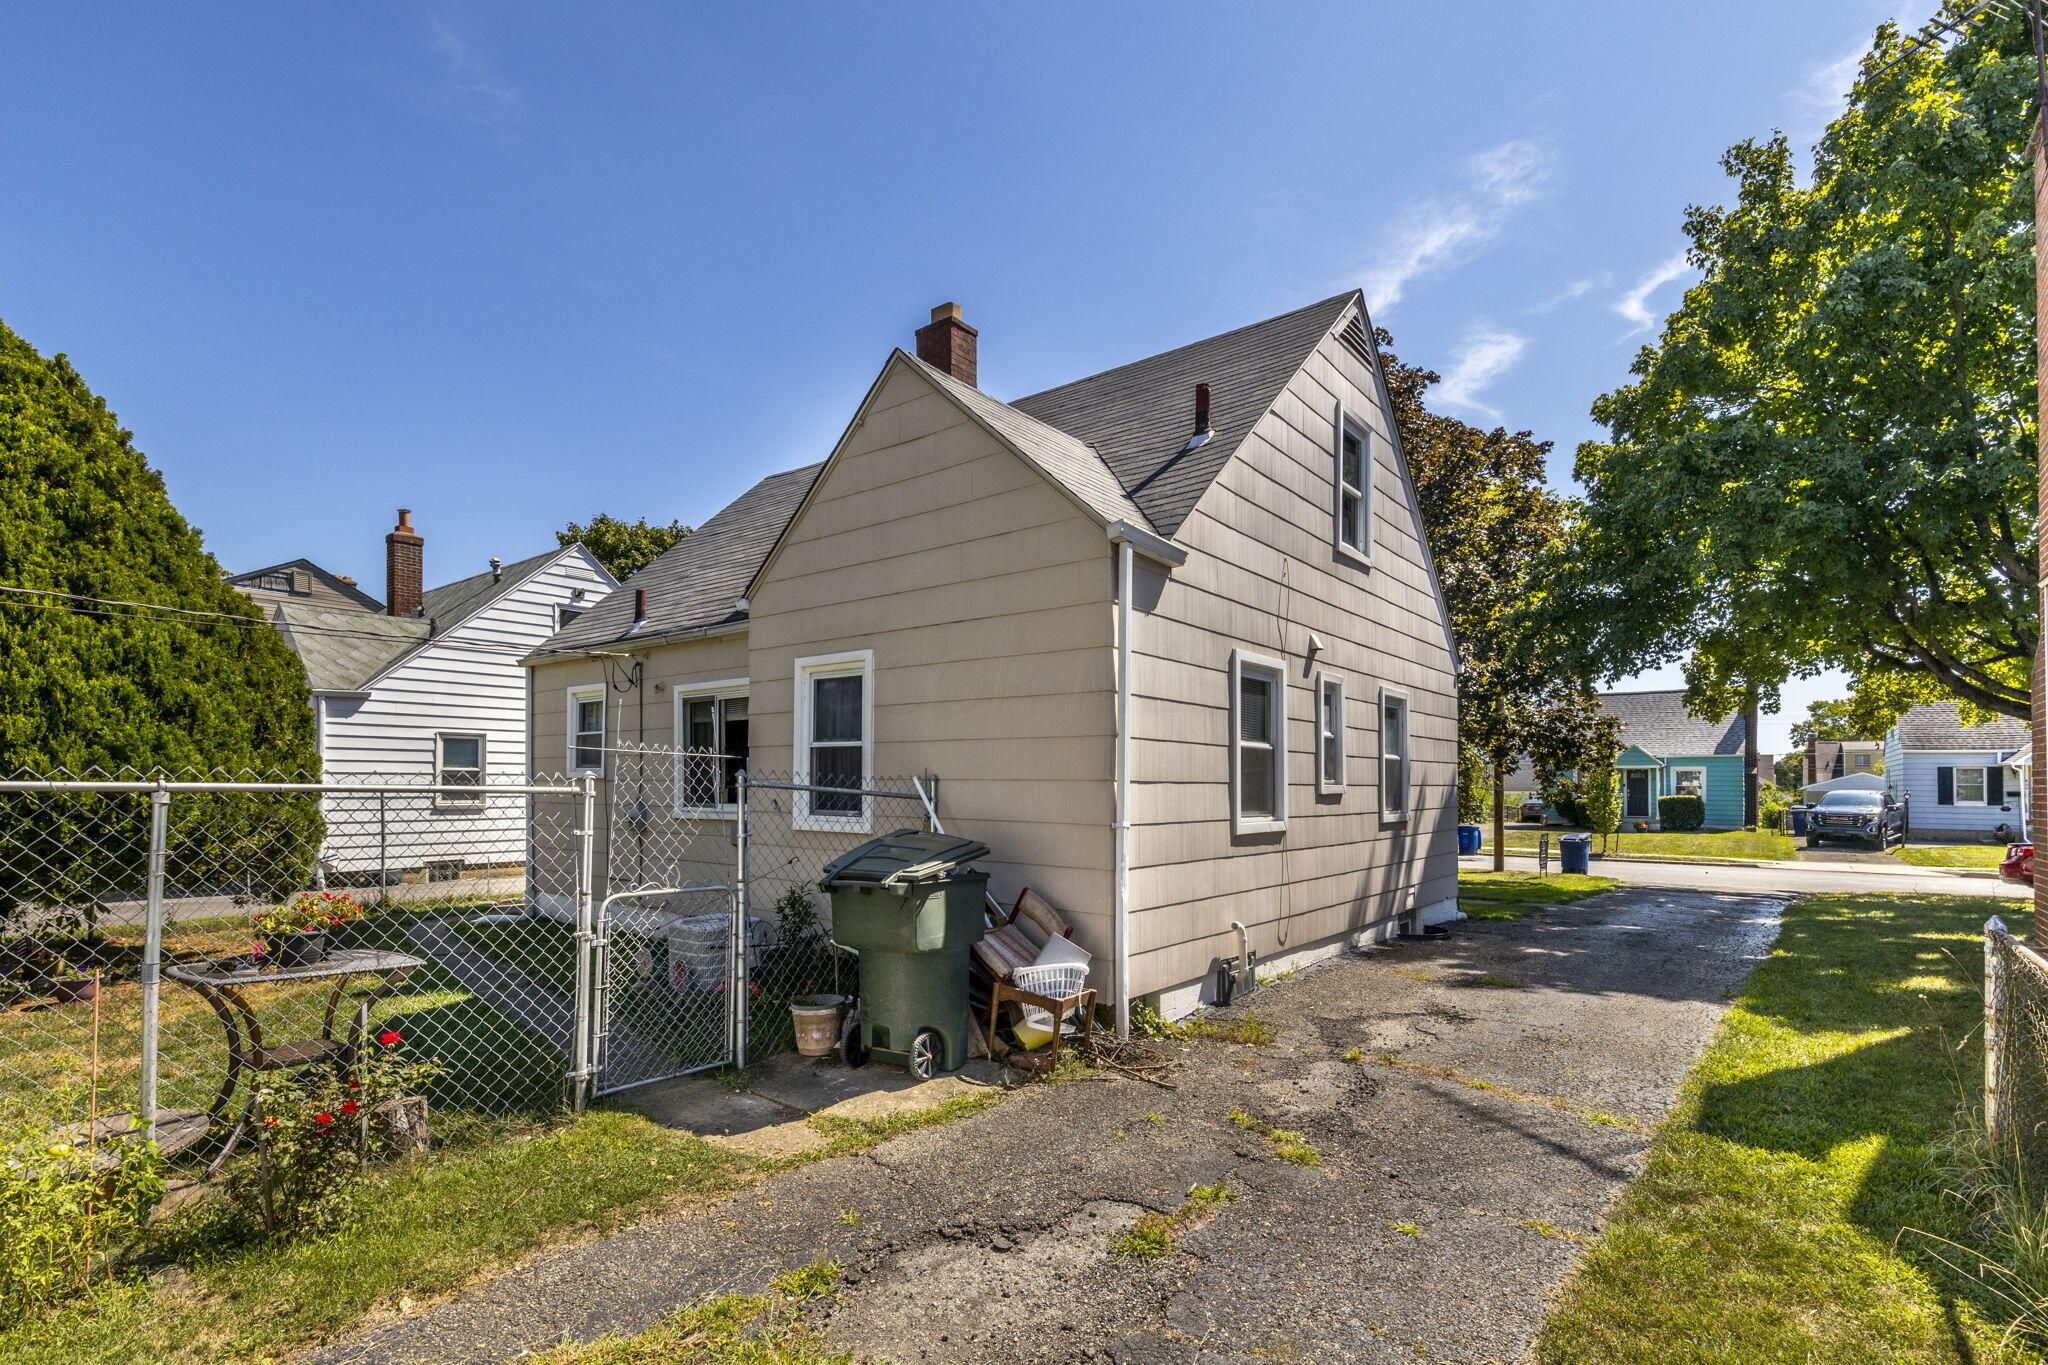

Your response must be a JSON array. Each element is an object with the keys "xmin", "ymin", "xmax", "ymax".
[
  {"xmin": 2, "ymin": 756, "xmax": 948, "ymax": 1168},
  {"xmin": 1985, "ymin": 915, "xmax": 2048, "ymax": 1187},
  {"xmin": 1, "ymin": 769, "xmax": 592, "ymax": 1165}
]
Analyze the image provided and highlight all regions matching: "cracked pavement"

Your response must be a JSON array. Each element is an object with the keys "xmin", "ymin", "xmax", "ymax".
[{"xmin": 315, "ymin": 886, "xmax": 1783, "ymax": 1364}]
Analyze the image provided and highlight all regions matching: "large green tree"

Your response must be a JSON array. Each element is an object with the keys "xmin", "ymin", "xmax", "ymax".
[
  {"xmin": 1561, "ymin": 15, "xmax": 2037, "ymax": 721},
  {"xmin": 0, "ymin": 321, "xmax": 319, "ymax": 923},
  {"xmin": 1381, "ymin": 333, "xmax": 1608, "ymax": 866},
  {"xmin": 557, "ymin": 513, "xmax": 690, "ymax": 580}
]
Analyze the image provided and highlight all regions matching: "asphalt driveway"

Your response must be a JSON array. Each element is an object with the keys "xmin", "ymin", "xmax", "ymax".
[{"xmin": 318, "ymin": 886, "xmax": 1784, "ymax": 1364}]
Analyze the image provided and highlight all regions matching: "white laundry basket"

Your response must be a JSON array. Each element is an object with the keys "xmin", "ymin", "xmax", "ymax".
[{"xmin": 1010, "ymin": 961, "xmax": 1089, "ymax": 1036}]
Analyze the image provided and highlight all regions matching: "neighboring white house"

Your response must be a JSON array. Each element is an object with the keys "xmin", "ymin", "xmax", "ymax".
[
  {"xmin": 236, "ymin": 510, "xmax": 616, "ymax": 876},
  {"xmin": 1883, "ymin": 702, "xmax": 2030, "ymax": 843}
]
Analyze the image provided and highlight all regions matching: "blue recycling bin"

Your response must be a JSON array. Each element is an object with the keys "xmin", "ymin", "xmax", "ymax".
[
  {"xmin": 1560, "ymin": 833, "xmax": 1591, "ymax": 875},
  {"xmin": 1457, "ymin": 824, "xmax": 1483, "ymax": 855},
  {"xmin": 1789, "ymin": 807, "xmax": 1810, "ymax": 837}
]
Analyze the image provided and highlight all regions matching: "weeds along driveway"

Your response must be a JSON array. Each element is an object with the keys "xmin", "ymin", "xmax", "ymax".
[{"xmin": 318, "ymin": 887, "xmax": 1784, "ymax": 1365}]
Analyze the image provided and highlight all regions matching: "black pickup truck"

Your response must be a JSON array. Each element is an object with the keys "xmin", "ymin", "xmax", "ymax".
[{"xmin": 1806, "ymin": 789, "xmax": 1905, "ymax": 850}]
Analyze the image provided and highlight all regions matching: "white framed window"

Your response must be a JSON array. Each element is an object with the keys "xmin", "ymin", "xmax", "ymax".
[
  {"xmin": 794, "ymin": 649, "xmax": 873, "ymax": 832},
  {"xmin": 435, "ymin": 732, "xmax": 486, "ymax": 808},
  {"xmin": 1672, "ymin": 766, "xmax": 1706, "ymax": 800},
  {"xmin": 1230, "ymin": 649, "xmax": 1288, "ymax": 835},
  {"xmin": 1333, "ymin": 402, "xmax": 1375, "ymax": 567},
  {"xmin": 674, "ymin": 679, "xmax": 749, "ymax": 818},
  {"xmin": 1851, "ymin": 751, "xmax": 1874, "ymax": 771},
  {"xmin": 1379, "ymin": 687, "xmax": 1410, "ymax": 821},
  {"xmin": 567, "ymin": 684, "xmax": 606, "ymax": 775},
  {"xmin": 1955, "ymin": 765, "xmax": 1988, "ymax": 805},
  {"xmin": 1315, "ymin": 671, "xmax": 1346, "ymax": 796}
]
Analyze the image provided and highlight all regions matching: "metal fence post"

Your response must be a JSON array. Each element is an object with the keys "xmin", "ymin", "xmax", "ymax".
[
  {"xmin": 138, "ymin": 782, "xmax": 170, "ymax": 1141},
  {"xmin": 734, "ymin": 768, "xmax": 749, "ymax": 1071},
  {"xmin": 570, "ymin": 773, "xmax": 597, "ymax": 1112},
  {"xmin": 1988, "ymin": 916, "xmax": 2006, "ymax": 1145},
  {"xmin": 377, "ymin": 791, "xmax": 389, "ymax": 907}
]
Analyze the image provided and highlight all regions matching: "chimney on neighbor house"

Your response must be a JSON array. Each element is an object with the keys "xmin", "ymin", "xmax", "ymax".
[
  {"xmin": 385, "ymin": 508, "xmax": 424, "ymax": 617},
  {"xmin": 1194, "ymin": 382, "xmax": 1212, "ymax": 435},
  {"xmin": 915, "ymin": 302, "xmax": 978, "ymax": 387}
]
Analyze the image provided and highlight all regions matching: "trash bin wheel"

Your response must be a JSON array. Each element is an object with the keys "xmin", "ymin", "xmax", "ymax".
[
  {"xmin": 840, "ymin": 1008, "xmax": 869, "ymax": 1069},
  {"xmin": 907, "ymin": 1029, "xmax": 943, "ymax": 1080}
]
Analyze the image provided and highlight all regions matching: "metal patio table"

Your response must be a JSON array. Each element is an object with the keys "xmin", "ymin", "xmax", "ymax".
[{"xmin": 164, "ymin": 948, "xmax": 423, "ymax": 1170}]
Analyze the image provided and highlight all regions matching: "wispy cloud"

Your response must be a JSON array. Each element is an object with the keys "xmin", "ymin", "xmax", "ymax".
[
  {"xmin": 1614, "ymin": 253, "xmax": 1692, "ymax": 335},
  {"xmin": 1433, "ymin": 326, "xmax": 1527, "ymax": 420},
  {"xmin": 1528, "ymin": 275, "xmax": 1599, "ymax": 314},
  {"xmin": 423, "ymin": 10, "xmax": 521, "ymax": 128},
  {"xmin": 1787, "ymin": 4, "xmax": 1924, "ymax": 151},
  {"xmin": 1359, "ymin": 136, "xmax": 1556, "ymax": 315}
]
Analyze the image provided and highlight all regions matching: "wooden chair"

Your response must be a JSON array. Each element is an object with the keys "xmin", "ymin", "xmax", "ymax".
[{"xmin": 973, "ymin": 888, "xmax": 1096, "ymax": 1066}]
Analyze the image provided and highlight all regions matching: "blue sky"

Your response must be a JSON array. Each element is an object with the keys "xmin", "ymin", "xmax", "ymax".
[{"xmin": 1, "ymin": 2, "xmax": 1923, "ymax": 753}]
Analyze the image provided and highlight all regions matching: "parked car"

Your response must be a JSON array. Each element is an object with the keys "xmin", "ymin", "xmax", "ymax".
[
  {"xmin": 1518, "ymin": 798, "xmax": 1547, "ymax": 824},
  {"xmin": 2001, "ymin": 843, "xmax": 2034, "ymax": 886},
  {"xmin": 1805, "ymin": 790, "xmax": 1905, "ymax": 850}
]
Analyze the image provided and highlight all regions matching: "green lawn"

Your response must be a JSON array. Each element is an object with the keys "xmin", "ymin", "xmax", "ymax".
[
  {"xmin": 1893, "ymin": 845, "xmax": 2008, "ymax": 869},
  {"xmin": 1458, "ymin": 872, "xmax": 1620, "ymax": 920},
  {"xmin": 1536, "ymin": 893, "xmax": 2028, "ymax": 1363},
  {"xmin": 1501, "ymin": 828, "xmax": 1796, "ymax": 862}
]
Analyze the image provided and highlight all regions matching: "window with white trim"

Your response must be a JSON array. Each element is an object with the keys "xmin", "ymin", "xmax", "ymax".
[
  {"xmin": 1230, "ymin": 650, "xmax": 1287, "ymax": 835},
  {"xmin": 1316, "ymin": 672, "xmax": 1346, "ymax": 796},
  {"xmin": 1334, "ymin": 404, "xmax": 1374, "ymax": 565},
  {"xmin": 674, "ymin": 680, "xmax": 749, "ymax": 817},
  {"xmin": 1956, "ymin": 766, "xmax": 1988, "ymax": 804},
  {"xmin": 1380, "ymin": 688, "xmax": 1410, "ymax": 820},
  {"xmin": 435, "ymin": 732, "xmax": 485, "ymax": 807},
  {"xmin": 1673, "ymin": 766, "xmax": 1706, "ymax": 800},
  {"xmin": 795, "ymin": 650, "xmax": 873, "ymax": 832},
  {"xmin": 567, "ymin": 684, "xmax": 606, "ymax": 775}
]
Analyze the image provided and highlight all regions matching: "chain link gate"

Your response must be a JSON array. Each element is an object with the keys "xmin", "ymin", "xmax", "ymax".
[{"xmin": 583, "ymin": 747, "xmax": 943, "ymax": 1095}]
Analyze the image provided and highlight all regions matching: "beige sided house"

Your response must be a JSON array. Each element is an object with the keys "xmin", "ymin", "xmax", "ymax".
[{"xmin": 526, "ymin": 293, "xmax": 1458, "ymax": 1024}]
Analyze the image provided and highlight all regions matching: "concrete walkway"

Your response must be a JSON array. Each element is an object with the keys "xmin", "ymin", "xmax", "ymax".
[
  {"xmin": 316, "ymin": 885, "xmax": 1783, "ymax": 1364},
  {"xmin": 1463, "ymin": 851, "xmax": 2025, "ymax": 899}
]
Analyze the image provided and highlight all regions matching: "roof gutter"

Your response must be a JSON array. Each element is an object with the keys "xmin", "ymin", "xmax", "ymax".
[
  {"xmin": 1108, "ymin": 520, "xmax": 1185, "ymax": 568},
  {"xmin": 521, "ymin": 616, "xmax": 750, "ymax": 667}
]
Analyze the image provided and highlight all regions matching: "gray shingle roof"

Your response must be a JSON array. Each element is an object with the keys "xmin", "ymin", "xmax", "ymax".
[
  {"xmin": 274, "ymin": 604, "xmax": 428, "ymax": 692},
  {"xmin": 228, "ymin": 558, "xmax": 383, "ymax": 611},
  {"xmin": 536, "ymin": 463, "xmax": 822, "ymax": 656},
  {"xmin": 1892, "ymin": 702, "xmax": 2030, "ymax": 752},
  {"xmin": 417, "ymin": 547, "xmax": 566, "ymax": 631},
  {"xmin": 906, "ymin": 353, "xmax": 1151, "ymax": 530},
  {"xmin": 1011, "ymin": 292, "xmax": 1359, "ymax": 536},
  {"xmin": 1601, "ymin": 690, "xmax": 1747, "ymax": 758}
]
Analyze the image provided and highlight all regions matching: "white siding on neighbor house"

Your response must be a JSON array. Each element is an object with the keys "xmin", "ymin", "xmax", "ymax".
[
  {"xmin": 320, "ymin": 547, "xmax": 614, "ymax": 874},
  {"xmin": 1891, "ymin": 747, "xmax": 2025, "ymax": 841},
  {"xmin": 1125, "ymin": 316, "xmax": 1459, "ymax": 999}
]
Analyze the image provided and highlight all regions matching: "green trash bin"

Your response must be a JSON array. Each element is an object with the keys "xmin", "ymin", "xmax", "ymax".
[{"xmin": 819, "ymin": 830, "xmax": 991, "ymax": 1078}]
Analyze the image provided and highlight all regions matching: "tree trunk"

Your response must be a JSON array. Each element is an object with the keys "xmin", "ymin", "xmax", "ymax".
[
  {"xmin": 1491, "ymin": 761, "xmax": 1507, "ymax": 873},
  {"xmin": 1743, "ymin": 684, "xmax": 1760, "ymax": 830}
]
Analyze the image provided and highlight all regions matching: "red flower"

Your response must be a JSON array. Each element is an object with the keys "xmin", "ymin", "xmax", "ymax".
[
  {"xmin": 377, "ymin": 1029, "xmax": 402, "ymax": 1048},
  {"xmin": 262, "ymin": 1116, "xmax": 279, "ymax": 1129},
  {"xmin": 347, "ymin": 1078, "xmax": 362, "ymax": 1091},
  {"xmin": 251, "ymin": 942, "xmax": 266, "ymax": 957},
  {"xmin": 340, "ymin": 1099, "xmax": 360, "ymax": 1117},
  {"xmin": 314, "ymin": 1111, "xmax": 336, "ymax": 1127}
]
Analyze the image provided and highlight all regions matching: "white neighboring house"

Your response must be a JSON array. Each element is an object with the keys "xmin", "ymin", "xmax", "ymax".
[
  {"xmin": 1883, "ymin": 702, "xmax": 2030, "ymax": 843},
  {"xmin": 238, "ymin": 512, "xmax": 616, "ymax": 877}
]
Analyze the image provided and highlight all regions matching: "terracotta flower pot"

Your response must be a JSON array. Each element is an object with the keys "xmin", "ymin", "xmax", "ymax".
[
  {"xmin": 790, "ymin": 994, "xmax": 848, "ymax": 1058},
  {"xmin": 50, "ymin": 976, "xmax": 98, "ymax": 1005}
]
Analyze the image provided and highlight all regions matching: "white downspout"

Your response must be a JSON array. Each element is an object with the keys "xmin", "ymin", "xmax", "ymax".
[{"xmin": 1114, "ymin": 537, "xmax": 1134, "ymax": 1039}]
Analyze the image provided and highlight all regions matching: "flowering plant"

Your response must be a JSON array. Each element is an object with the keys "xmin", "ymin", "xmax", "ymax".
[
  {"xmin": 253, "ymin": 891, "xmax": 363, "ymax": 945},
  {"xmin": 228, "ymin": 1030, "xmax": 439, "ymax": 1238}
]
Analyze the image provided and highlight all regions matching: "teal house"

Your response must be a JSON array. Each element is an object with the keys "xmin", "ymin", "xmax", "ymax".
[{"xmin": 1603, "ymin": 690, "xmax": 1751, "ymax": 830}]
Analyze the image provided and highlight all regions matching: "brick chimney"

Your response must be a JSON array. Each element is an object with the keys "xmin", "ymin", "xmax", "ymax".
[
  {"xmin": 915, "ymin": 302, "xmax": 977, "ymax": 387},
  {"xmin": 385, "ymin": 508, "xmax": 424, "ymax": 617}
]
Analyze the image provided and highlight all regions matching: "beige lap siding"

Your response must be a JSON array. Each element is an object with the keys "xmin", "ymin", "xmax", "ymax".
[
  {"xmin": 1124, "ymin": 324, "xmax": 1458, "ymax": 999},
  {"xmin": 746, "ymin": 363, "xmax": 1117, "ymax": 956}
]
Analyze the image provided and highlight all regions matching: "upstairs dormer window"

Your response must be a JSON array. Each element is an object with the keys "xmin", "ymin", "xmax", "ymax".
[{"xmin": 1334, "ymin": 403, "xmax": 1374, "ymax": 566}]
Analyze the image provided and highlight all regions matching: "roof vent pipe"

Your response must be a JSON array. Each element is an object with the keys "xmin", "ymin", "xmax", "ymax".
[
  {"xmin": 1195, "ymin": 382, "xmax": 1212, "ymax": 435},
  {"xmin": 489, "ymin": 556, "xmax": 502, "ymax": 582}
]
